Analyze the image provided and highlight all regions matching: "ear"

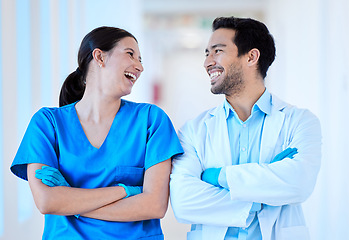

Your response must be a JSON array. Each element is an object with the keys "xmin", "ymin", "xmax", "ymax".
[
  {"xmin": 247, "ymin": 48, "xmax": 260, "ymax": 67},
  {"xmin": 92, "ymin": 48, "xmax": 104, "ymax": 68}
]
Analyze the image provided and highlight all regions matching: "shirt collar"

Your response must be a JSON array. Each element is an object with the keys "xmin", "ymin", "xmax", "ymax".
[
  {"xmin": 254, "ymin": 89, "xmax": 272, "ymax": 115},
  {"xmin": 223, "ymin": 99, "xmax": 234, "ymax": 119},
  {"xmin": 223, "ymin": 89, "xmax": 272, "ymax": 119}
]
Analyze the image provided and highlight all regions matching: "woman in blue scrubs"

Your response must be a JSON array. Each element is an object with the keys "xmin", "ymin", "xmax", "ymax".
[{"xmin": 10, "ymin": 27, "xmax": 183, "ymax": 239}]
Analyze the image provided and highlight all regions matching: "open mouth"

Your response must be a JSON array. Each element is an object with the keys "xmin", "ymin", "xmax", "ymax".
[
  {"xmin": 209, "ymin": 71, "xmax": 222, "ymax": 80},
  {"xmin": 124, "ymin": 72, "xmax": 137, "ymax": 85},
  {"xmin": 208, "ymin": 69, "xmax": 223, "ymax": 83}
]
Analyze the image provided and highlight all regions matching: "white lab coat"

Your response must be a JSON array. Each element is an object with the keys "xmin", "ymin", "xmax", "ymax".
[{"xmin": 170, "ymin": 94, "xmax": 321, "ymax": 240}]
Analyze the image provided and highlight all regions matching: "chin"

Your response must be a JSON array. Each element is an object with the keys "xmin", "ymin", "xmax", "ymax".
[
  {"xmin": 211, "ymin": 85, "xmax": 222, "ymax": 95},
  {"xmin": 122, "ymin": 89, "xmax": 132, "ymax": 97}
]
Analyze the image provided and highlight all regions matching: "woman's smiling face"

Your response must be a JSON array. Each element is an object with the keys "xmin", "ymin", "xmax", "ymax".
[{"xmin": 101, "ymin": 36, "xmax": 144, "ymax": 98}]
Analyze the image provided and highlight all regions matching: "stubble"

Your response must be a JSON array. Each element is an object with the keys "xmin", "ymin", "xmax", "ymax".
[{"xmin": 211, "ymin": 63, "xmax": 245, "ymax": 97}]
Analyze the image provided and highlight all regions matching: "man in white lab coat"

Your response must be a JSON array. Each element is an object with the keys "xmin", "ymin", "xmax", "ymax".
[{"xmin": 170, "ymin": 16, "xmax": 321, "ymax": 240}]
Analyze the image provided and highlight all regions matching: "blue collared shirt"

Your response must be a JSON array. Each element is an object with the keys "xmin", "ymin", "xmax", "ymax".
[{"xmin": 222, "ymin": 89, "xmax": 271, "ymax": 240}]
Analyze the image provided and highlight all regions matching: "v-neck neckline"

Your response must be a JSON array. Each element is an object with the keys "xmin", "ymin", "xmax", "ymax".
[{"xmin": 72, "ymin": 100, "xmax": 124, "ymax": 150}]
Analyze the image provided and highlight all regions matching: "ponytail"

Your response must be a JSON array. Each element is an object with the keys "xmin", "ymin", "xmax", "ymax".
[
  {"xmin": 58, "ymin": 26, "xmax": 136, "ymax": 107},
  {"xmin": 59, "ymin": 69, "xmax": 85, "ymax": 107}
]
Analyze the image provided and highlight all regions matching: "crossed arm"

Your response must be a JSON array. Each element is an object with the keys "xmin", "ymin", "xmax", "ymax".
[
  {"xmin": 201, "ymin": 147, "xmax": 298, "ymax": 188},
  {"xmin": 27, "ymin": 159, "xmax": 171, "ymax": 221},
  {"xmin": 170, "ymin": 110, "xmax": 321, "ymax": 226}
]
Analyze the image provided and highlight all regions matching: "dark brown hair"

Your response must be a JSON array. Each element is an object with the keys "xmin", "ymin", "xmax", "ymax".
[
  {"xmin": 212, "ymin": 16, "xmax": 276, "ymax": 79},
  {"xmin": 59, "ymin": 27, "xmax": 137, "ymax": 107}
]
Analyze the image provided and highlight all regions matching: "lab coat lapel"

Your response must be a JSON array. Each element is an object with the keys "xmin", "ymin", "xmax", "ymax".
[
  {"xmin": 259, "ymin": 95, "xmax": 286, "ymax": 163},
  {"xmin": 204, "ymin": 103, "xmax": 232, "ymax": 167}
]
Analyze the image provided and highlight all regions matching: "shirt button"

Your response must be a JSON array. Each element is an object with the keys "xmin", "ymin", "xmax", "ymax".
[
  {"xmin": 243, "ymin": 124, "xmax": 247, "ymax": 128},
  {"xmin": 242, "ymin": 147, "xmax": 246, "ymax": 151}
]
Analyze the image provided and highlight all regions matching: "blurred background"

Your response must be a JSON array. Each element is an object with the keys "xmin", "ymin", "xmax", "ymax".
[{"xmin": 1, "ymin": 0, "xmax": 348, "ymax": 239}]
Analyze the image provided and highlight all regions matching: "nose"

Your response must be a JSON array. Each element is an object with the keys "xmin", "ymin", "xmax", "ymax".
[
  {"xmin": 135, "ymin": 61, "xmax": 144, "ymax": 73},
  {"xmin": 204, "ymin": 53, "xmax": 215, "ymax": 69}
]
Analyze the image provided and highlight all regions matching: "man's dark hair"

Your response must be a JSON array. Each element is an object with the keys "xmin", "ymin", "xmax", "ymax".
[{"xmin": 212, "ymin": 16, "xmax": 276, "ymax": 79}]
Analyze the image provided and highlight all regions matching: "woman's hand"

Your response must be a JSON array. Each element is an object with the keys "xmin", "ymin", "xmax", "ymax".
[
  {"xmin": 27, "ymin": 163, "xmax": 127, "ymax": 216},
  {"xmin": 35, "ymin": 166, "xmax": 70, "ymax": 187},
  {"xmin": 82, "ymin": 159, "xmax": 172, "ymax": 221}
]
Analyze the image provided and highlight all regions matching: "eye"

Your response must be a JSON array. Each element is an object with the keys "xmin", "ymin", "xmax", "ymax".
[
  {"xmin": 215, "ymin": 49, "xmax": 222, "ymax": 54},
  {"xmin": 127, "ymin": 52, "xmax": 134, "ymax": 58}
]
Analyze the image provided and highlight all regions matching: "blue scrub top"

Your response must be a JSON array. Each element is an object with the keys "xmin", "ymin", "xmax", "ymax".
[{"xmin": 11, "ymin": 99, "xmax": 184, "ymax": 240}]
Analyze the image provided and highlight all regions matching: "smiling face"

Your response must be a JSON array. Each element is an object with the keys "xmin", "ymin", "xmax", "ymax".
[
  {"xmin": 204, "ymin": 28, "xmax": 245, "ymax": 96},
  {"xmin": 101, "ymin": 36, "xmax": 144, "ymax": 98}
]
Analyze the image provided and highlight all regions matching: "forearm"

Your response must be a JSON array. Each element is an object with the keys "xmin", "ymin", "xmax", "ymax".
[
  {"xmin": 36, "ymin": 185, "xmax": 126, "ymax": 216},
  {"xmin": 171, "ymin": 136, "xmax": 252, "ymax": 226},
  {"xmin": 82, "ymin": 191, "xmax": 169, "ymax": 221},
  {"xmin": 170, "ymin": 173, "xmax": 252, "ymax": 227},
  {"xmin": 225, "ymin": 156, "xmax": 320, "ymax": 206},
  {"xmin": 83, "ymin": 159, "xmax": 172, "ymax": 221},
  {"xmin": 222, "ymin": 113, "xmax": 321, "ymax": 206},
  {"xmin": 28, "ymin": 163, "xmax": 127, "ymax": 216}
]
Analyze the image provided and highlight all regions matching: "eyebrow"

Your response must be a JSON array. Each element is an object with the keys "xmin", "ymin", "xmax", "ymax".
[
  {"xmin": 205, "ymin": 44, "xmax": 227, "ymax": 54},
  {"xmin": 125, "ymin": 48, "xmax": 142, "ymax": 62}
]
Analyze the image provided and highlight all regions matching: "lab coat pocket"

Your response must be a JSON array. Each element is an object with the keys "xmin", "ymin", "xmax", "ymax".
[
  {"xmin": 279, "ymin": 226, "xmax": 309, "ymax": 240},
  {"xmin": 187, "ymin": 229, "xmax": 202, "ymax": 240},
  {"xmin": 115, "ymin": 166, "xmax": 144, "ymax": 186}
]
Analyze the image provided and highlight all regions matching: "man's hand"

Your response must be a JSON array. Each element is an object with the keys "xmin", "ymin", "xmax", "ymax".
[
  {"xmin": 201, "ymin": 148, "xmax": 298, "ymax": 188},
  {"xmin": 201, "ymin": 168, "xmax": 222, "ymax": 187},
  {"xmin": 272, "ymin": 147, "xmax": 298, "ymax": 163}
]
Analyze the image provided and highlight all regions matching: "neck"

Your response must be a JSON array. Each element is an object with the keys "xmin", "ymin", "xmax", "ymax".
[
  {"xmin": 226, "ymin": 82, "xmax": 265, "ymax": 122},
  {"xmin": 75, "ymin": 93, "xmax": 121, "ymax": 124},
  {"xmin": 76, "ymin": 70, "xmax": 124, "ymax": 123}
]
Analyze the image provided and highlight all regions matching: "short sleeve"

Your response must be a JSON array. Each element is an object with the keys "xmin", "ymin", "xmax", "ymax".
[
  {"xmin": 10, "ymin": 108, "xmax": 59, "ymax": 181},
  {"xmin": 144, "ymin": 105, "xmax": 183, "ymax": 170}
]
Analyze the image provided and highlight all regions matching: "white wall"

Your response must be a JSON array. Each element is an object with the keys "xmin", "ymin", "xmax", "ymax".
[
  {"xmin": 0, "ymin": 0, "xmax": 146, "ymax": 239},
  {"xmin": 266, "ymin": 0, "xmax": 349, "ymax": 239}
]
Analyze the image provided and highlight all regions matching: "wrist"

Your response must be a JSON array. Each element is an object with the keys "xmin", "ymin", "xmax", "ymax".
[
  {"xmin": 218, "ymin": 167, "xmax": 228, "ymax": 188},
  {"xmin": 116, "ymin": 184, "xmax": 128, "ymax": 198}
]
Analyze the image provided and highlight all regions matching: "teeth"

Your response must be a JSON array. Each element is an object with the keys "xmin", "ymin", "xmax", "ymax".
[
  {"xmin": 125, "ymin": 72, "xmax": 136, "ymax": 80},
  {"xmin": 209, "ymin": 71, "xmax": 222, "ymax": 80}
]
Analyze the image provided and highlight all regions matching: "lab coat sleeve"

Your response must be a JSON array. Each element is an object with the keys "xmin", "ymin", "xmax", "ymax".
[
  {"xmin": 170, "ymin": 122, "xmax": 252, "ymax": 227},
  {"xmin": 225, "ymin": 108, "xmax": 322, "ymax": 206}
]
